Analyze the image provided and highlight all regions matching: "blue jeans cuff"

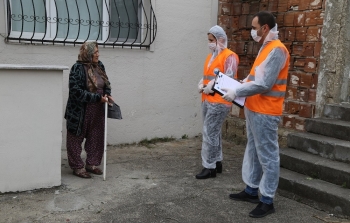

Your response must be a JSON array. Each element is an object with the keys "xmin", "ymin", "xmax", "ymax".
[
  {"xmin": 261, "ymin": 195, "xmax": 273, "ymax": 204},
  {"xmin": 245, "ymin": 185, "xmax": 258, "ymax": 196}
]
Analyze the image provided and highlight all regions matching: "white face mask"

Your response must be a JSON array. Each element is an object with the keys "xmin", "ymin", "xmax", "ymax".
[
  {"xmin": 251, "ymin": 29, "xmax": 262, "ymax": 42},
  {"xmin": 208, "ymin": 42, "xmax": 217, "ymax": 51}
]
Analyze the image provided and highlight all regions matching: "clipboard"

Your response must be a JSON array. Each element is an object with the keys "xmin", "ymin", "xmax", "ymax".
[{"xmin": 212, "ymin": 72, "xmax": 246, "ymax": 108}]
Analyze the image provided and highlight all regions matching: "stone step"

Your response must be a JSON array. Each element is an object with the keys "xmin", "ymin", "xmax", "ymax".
[
  {"xmin": 323, "ymin": 103, "xmax": 350, "ymax": 121},
  {"xmin": 278, "ymin": 168, "xmax": 350, "ymax": 218},
  {"xmin": 287, "ymin": 131, "xmax": 350, "ymax": 164},
  {"xmin": 304, "ymin": 118, "xmax": 350, "ymax": 141},
  {"xmin": 280, "ymin": 148, "xmax": 350, "ymax": 186}
]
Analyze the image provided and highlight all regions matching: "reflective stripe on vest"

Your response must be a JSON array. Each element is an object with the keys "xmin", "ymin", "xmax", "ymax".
[
  {"xmin": 202, "ymin": 48, "xmax": 239, "ymax": 105},
  {"xmin": 245, "ymin": 40, "xmax": 290, "ymax": 116}
]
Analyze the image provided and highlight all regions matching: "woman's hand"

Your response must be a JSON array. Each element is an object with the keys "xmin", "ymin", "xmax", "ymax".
[
  {"xmin": 100, "ymin": 95, "xmax": 109, "ymax": 103},
  {"xmin": 107, "ymin": 95, "xmax": 114, "ymax": 103}
]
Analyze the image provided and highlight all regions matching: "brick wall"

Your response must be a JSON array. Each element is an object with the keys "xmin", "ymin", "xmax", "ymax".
[{"xmin": 218, "ymin": 0, "xmax": 325, "ymax": 131}]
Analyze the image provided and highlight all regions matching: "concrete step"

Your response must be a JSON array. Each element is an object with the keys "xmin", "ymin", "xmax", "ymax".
[
  {"xmin": 280, "ymin": 148, "xmax": 350, "ymax": 186},
  {"xmin": 278, "ymin": 168, "xmax": 350, "ymax": 218},
  {"xmin": 287, "ymin": 131, "xmax": 350, "ymax": 164},
  {"xmin": 324, "ymin": 103, "xmax": 350, "ymax": 121},
  {"xmin": 304, "ymin": 118, "xmax": 350, "ymax": 141}
]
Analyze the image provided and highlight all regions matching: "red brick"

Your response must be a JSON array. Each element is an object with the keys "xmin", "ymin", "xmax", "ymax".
[
  {"xmin": 278, "ymin": 0, "xmax": 289, "ymax": 12},
  {"xmin": 231, "ymin": 16, "xmax": 240, "ymax": 32},
  {"xmin": 239, "ymin": 107, "xmax": 245, "ymax": 119},
  {"xmin": 229, "ymin": 41, "xmax": 245, "ymax": 54},
  {"xmin": 250, "ymin": 2, "xmax": 260, "ymax": 14},
  {"xmin": 299, "ymin": 103, "xmax": 314, "ymax": 118},
  {"xmin": 300, "ymin": 72, "xmax": 313, "ymax": 87},
  {"xmin": 268, "ymin": 0, "xmax": 279, "ymax": 12},
  {"xmin": 294, "ymin": 59, "xmax": 305, "ymax": 67},
  {"xmin": 284, "ymin": 12, "xmax": 295, "ymax": 26},
  {"xmin": 303, "ymin": 42, "xmax": 314, "ymax": 57},
  {"xmin": 309, "ymin": 0, "xmax": 323, "ymax": 9},
  {"xmin": 289, "ymin": 56, "xmax": 295, "ymax": 70},
  {"xmin": 238, "ymin": 15, "xmax": 248, "ymax": 29},
  {"xmin": 295, "ymin": 27, "xmax": 307, "ymax": 41},
  {"xmin": 305, "ymin": 10, "xmax": 324, "ymax": 26},
  {"xmin": 283, "ymin": 42, "xmax": 292, "ymax": 54},
  {"xmin": 311, "ymin": 73, "xmax": 318, "ymax": 89},
  {"xmin": 292, "ymin": 43, "xmax": 304, "ymax": 56},
  {"xmin": 279, "ymin": 28, "xmax": 286, "ymax": 42},
  {"xmin": 242, "ymin": 3, "xmax": 250, "ymax": 14},
  {"xmin": 304, "ymin": 58, "xmax": 317, "ymax": 73},
  {"xmin": 298, "ymin": 0, "xmax": 310, "ymax": 10},
  {"xmin": 238, "ymin": 56, "xmax": 253, "ymax": 66},
  {"xmin": 219, "ymin": 3, "xmax": 232, "ymax": 15},
  {"xmin": 247, "ymin": 15, "xmax": 255, "ymax": 27},
  {"xmin": 306, "ymin": 26, "xmax": 322, "ymax": 41},
  {"xmin": 218, "ymin": 15, "xmax": 231, "ymax": 29},
  {"xmin": 288, "ymin": 101, "xmax": 300, "ymax": 114},
  {"xmin": 232, "ymin": 2, "xmax": 242, "ymax": 15},
  {"xmin": 289, "ymin": 71, "xmax": 301, "ymax": 86},
  {"xmin": 295, "ymin": 117, "xmax": 305, "ymax": 131},
  {"xmin": 259, "ymin": 1, "xmax": 269, "ymax": 11},
  {"xmin": 308, "ymin": 89, "xmax": 316, "ymax": 102},
  {"xmin": 253, "ymin": 42, "xmax": 260, "ymax": 55},
  {"xmin": 241, "ymin": 30, "xmax": 251, "ymax": 41},
  {"xmin": 285, "ymin": 27, "xmax": 296, "ymax": 41},
  {"xmin": 314, "ymin": 41, "xmax": 322, "ymax": 57},
  {"xmin": 283, "ymin": 115, "xmax": 295, "ymax": 128},
  {"xmin": 288, "ymin": 0, "xmax": 300, "ymax": 10},
  {"xmin": 246, "ymin": 41, "xmax": 254, "ymax": 55},
  {"xmin": 298, "ymin": 87, "xmax": 309, "ymax": 102},
  {"xmin": 294, "ymin": 12, "xmax": 305, "ymax": 26},
  {"xmin": 286, "ymin": 86, "xmax": 298, "ymax": 100},
  {"xmin": 276, "ymin": 14, "xmax": 284, "ymax": 27},
  {"xmin": 283, "ymin": 101, "xmax": 289, "ymax": 113}
]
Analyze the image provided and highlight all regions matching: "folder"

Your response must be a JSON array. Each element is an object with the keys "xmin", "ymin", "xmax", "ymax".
[{"xmin": 212, "ymin": 72, "xmax": 246, "ymax": 108}]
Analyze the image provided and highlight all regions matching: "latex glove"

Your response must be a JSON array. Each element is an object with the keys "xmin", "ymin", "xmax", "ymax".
[
  {"xmin": 198, "ymin": 78, "xmax": 204, "ymax": 93},
  {"xmin": 221, "ymin": 87, "xmax": 236, "ymax": 102},
  {"xmin": 202, "ymin": 79, "xmax": 214, "ymax": 94}
]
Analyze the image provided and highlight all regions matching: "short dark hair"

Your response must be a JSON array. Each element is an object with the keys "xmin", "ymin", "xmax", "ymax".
[{"xmin": 254, "ymin": 11, "xmax": 276, "ymax": 29}]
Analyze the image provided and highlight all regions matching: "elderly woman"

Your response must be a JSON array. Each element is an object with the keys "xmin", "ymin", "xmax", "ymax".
[
  {"xmin": 196, "ymin": 25, "xmax": 239, "ymax": 179},
  {"xmin": 65, "ymin": 41, "xmax": 113, "ymax": 178}
]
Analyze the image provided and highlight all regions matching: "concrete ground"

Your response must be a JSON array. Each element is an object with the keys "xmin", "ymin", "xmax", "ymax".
[{"xmin": 0, "ymin": 137, "xmax": 347, "ymax": 223}]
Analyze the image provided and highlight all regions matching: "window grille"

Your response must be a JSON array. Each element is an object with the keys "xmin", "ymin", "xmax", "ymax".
[{"xmin": 5, "ymin": 0, "xmax": 157, "ymax": 49}]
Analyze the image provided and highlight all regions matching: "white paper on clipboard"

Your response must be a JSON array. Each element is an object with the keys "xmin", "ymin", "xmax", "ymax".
[{"xmin": 213, "ymin": 72, "xmax": 246, "ymax": 107}]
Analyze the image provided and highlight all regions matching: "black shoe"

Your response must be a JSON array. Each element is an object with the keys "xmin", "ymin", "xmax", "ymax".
[
  {"xmin": 195, "ymin": 168, "xmax": 216, "ymax": 179},
  {"xmin": 216, "ymin": 161, "xmax": 222, "ymax": 173},
  {"xmin": 249, "ymin": 202, "xmax": 275, "ymax": 218},
  {"xmin": 229, "ymin": 190, "xmax": 260, "ymax": 203}
]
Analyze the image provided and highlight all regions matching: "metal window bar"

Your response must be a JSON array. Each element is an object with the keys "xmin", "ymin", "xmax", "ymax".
[{"xmin": 5, "ymin": 0, "xmax": 157, "ymax": 49}]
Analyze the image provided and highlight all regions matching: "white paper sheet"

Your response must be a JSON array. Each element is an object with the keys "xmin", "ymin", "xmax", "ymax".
[{"xmin": 213, "ymin": 72, "xmax": 246, "ymax": 107}]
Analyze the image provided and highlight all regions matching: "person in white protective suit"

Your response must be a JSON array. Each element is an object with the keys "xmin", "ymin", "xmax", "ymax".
[
  {"xmin": 222, "ymin": 11, "xmax": 290, "ymax": 218},
  {"xmin": 195, "ymin": 25, "xmax": 239, "ymax": 179}
]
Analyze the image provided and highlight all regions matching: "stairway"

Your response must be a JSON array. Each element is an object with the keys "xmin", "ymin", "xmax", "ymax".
[{"xmin": 278, "ymin": 103, "xmax": 350, "ymax": 218}]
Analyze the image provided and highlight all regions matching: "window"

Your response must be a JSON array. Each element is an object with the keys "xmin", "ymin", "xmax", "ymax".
[{"xmin": 6, "ymin": 0, "xmax": 157, "ymax": 48}]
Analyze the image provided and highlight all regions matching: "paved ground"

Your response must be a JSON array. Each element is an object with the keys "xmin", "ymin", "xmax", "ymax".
[{"xmin": 0, "ymin": 137, "xmax": 348, "ymax": 223}]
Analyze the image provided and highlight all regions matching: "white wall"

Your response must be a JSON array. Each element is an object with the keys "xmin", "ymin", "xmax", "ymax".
[
  {"xmin": 0, "ymin": 66, "xmax": 65, "ymax": 192},
  {"xmin": 0, "ymin": 0, "xmax": 218, "ymax": 146}
]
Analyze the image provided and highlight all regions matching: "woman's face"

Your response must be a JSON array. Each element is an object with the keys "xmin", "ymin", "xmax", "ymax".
[
  {"xmin": 92, "ymin": 47, "xmax": 99, "ymax": 63},
  {"xmin": 207, "ymin": 33, "xmax": 216, "ymax": 44}
]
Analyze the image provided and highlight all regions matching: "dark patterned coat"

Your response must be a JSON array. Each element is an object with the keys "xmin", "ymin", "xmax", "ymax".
[{"xmin": 64, "ymin": 61, "xmax": 111, "ymax": 136}]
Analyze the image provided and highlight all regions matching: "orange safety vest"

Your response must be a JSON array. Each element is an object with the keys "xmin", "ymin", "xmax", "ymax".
[
  {"xmin": 245, "ymin": 40, "xmax": 290, "ymax": 116},
  {"xmin": 202, "ymin": 48, "xmax": 239, "ymax": 105}
]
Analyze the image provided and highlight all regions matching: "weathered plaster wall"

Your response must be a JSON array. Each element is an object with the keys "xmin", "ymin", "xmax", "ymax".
[{"xmin": 316, "ymin": 0, "xmax": 350, "ymax": 116}]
